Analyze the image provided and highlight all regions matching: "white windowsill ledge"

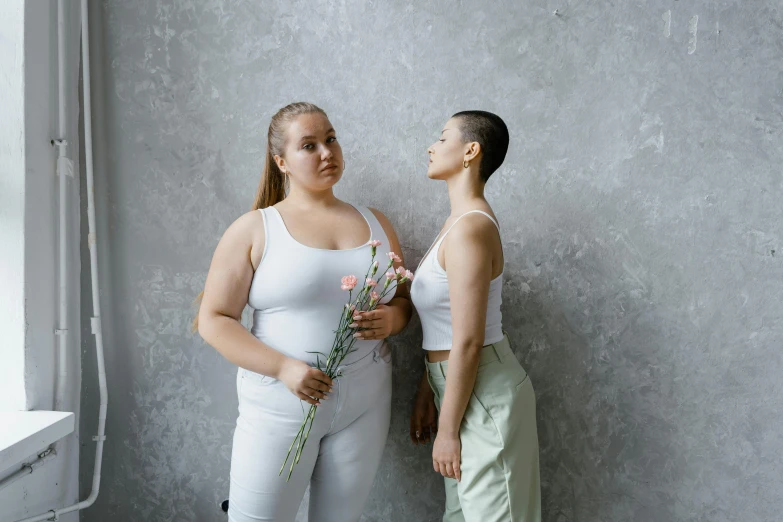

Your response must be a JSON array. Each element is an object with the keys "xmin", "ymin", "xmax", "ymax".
[{"xmin": 0, "ymin": 411, "xmax": 74, "ymax": 471}]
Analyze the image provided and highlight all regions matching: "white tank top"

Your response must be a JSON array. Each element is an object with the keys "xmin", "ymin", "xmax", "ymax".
[
  {"xmin": 247, "ymin": 204, "xmax": 395, "ymax": 366},
  {"xmin": 410, "ymin": 210, "xmax": 504, "ymax": 351}
]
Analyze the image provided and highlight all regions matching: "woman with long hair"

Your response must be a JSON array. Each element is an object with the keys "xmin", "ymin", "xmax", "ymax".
[
  {"xmin": 195, "ymin": 102, "xmax": 412, "ymax": 522},
  {"xmin": 409, "ymin": 111, "xmax": 541, "ymax": 521}
]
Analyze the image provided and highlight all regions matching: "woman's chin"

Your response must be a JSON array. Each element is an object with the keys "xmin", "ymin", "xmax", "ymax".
[
  {"xmin": 426, "ymin": 168, "xmax": 450, "ymax": 181},
  {"xmin": 318, "ymin": 171, "xmax": 343, "ymax": 185}
]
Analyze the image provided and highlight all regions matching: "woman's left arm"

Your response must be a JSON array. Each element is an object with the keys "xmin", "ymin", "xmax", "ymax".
[
  {"xmin": 351, "ymin": 208, "xmax": 413, "ymax": 340},
  {"xmin": 431, "ymin": 216, "xmax": 496, "ymax": 482}
]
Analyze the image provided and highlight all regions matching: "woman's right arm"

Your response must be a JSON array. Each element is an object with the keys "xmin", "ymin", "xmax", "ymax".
[{"xmin": 198, "ymin": 211, "xmax": 332, "ymax": 405}]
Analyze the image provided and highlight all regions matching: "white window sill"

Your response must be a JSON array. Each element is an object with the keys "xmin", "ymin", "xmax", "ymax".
[{"xmin": 0, "ymin": 411, "xmax": 74, "ymax": 471}]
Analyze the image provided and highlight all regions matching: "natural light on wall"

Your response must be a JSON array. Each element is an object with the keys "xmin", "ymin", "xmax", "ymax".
[{"xmin": 0, "ymin": 1, "xmax": 27, "ymax": 412}]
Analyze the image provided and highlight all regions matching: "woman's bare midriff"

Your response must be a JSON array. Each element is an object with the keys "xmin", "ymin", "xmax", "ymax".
[{"xmin": 427, "ymin": 350, "xmax": 451, "ymax": 363}]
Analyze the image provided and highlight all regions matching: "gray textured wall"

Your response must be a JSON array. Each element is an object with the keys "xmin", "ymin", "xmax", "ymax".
[{"xmin": 80, "ymin": 1, "xmax": 783, "ymax": 521}]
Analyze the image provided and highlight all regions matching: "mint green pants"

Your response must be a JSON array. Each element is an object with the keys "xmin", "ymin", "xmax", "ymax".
[{"xmin": 425, "ymin": 334, "xmax": 541, "ymax": 522}]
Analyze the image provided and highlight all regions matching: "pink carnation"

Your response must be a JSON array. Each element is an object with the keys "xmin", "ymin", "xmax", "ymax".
[
  {"xmin": 369, "ymin": 240, "xmax": 382, "ymax": 247},
  {"xmin": 396, "ymin": 266, "xmax": 405, "ymax": 275},
  {"xmin": 370, "ymin": 291, "xmax": 380, "ymax": 302},
  {"xmin": 385, "ymin": 270, "xmax": 397, "ymax": 280},
  {"xmin": 387, "ymin": 252, "xmax": 402, "ymax": 263},
  {"xmin": 366, "ymin": 278, "xmax": 378, "ymax": 287},
  {"xmin": 341, "ymin": 275, "xmax": 358, "ymax": 291},
  {"xmin": 403, "ymin": 270, "xmax": 414, "ymax": 281}
]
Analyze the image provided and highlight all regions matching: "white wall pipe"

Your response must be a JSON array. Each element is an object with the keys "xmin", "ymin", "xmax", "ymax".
[
  {"xmin": 14, "ymin": 0, "xmax": 109, "ymax": 519},
  {"xmin": 78, "ymin": 0, "xmax": 110, "ymax": 506},
  {"xmin": 54, "ymin": 0, "xmax": 71, "ymax": 417}
]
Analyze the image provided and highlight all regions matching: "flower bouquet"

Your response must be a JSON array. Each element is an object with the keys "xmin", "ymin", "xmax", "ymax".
[{"xmin": 279, "ymin": 240, "xmax": 414, "ymax": 480}]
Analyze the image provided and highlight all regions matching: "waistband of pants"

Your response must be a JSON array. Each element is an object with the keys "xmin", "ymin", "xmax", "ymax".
[
  {"xmin": 332, "ymin": 341, "xmax": 391, "ymax": 377},
  {"xmin": 425, "ymin": 333, "xmax": 512, "ymax": 380}
]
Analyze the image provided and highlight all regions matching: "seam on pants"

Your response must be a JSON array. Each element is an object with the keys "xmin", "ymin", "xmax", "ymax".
[
  {"xmin": 486, "ymin": 407, "xmax": 516, "ymax": 522},
  {"xmin": 470, "ymin": 392, "xmax": 505, "ymax": 447},
  {"xmin": 326, "ymin": 345, "xmax": 384, "ymax": 434},
  {"xmin": 501, "ymin": 468, "xmax": 515, "ymax": 522},
  {"xmin": 326, "ymin": 377, "xmax": 342, "ymax": 434},
  {"xmin": 470, "ymin": 390, "xmax": 515, "ymax": 521},
  {"xmin": 425, "ymin": 363, "xmax": 440, "ymax": 402}
]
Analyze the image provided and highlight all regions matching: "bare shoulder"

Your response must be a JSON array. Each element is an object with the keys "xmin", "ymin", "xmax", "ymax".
[
  {"xmin": 448, "ymin": 213, "xmax": 497, "ymax": 246},
  {"xmin": 440, "ymin": 212, "xmax": 503, "ymax": 277},
  {"xmin": 224, "ymin": 209, "xmax": 264, "ymax": 240},
  {"xmin": 220, "ymin": 209, "xmax": 266, "ymax": 267}
]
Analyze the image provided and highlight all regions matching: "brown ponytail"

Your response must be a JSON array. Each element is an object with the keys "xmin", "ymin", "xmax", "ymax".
[{"xmin": 192, "ymin": 102, "xmax": 327, "ymax": 333}]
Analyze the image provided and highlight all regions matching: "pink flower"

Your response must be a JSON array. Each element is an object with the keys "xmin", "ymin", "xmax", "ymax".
[
  {"xmin": 366, "ymin": 278, "xmax": 378, "ymax": 287},
  {"xmin": 341, "ymin": 275, "xmax": 358, "ymax": 291},
  {"xmin": 396, "ymin": 266, "xmax": 405, "ymax": 275},
  {"xmin": 402, "ymin": 270, "xmax": 414, "ymax": 282},
  {"xmin": 369, "ymin": 240, "xmax": 382, "ymax": 247},
  {"xmin": 385, "ymin": 270, "xmax": 397, "ymax": 280},
  {"xmin": 370, "ymin": 291, "xmax": 380, "ymax": 303},
  {"xmin": 387, "ymin": 252, "xmax": 402, "ymax": 263}
]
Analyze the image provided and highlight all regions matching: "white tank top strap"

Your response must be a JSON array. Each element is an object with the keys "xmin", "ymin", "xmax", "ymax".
[
  {"xmin": 255, "ymin": 207, "xmax": 271, "ymax": 266},
  {"xmin": 354, "ymin": 205, "xmax": 383, "ymax": 240},
  {"xmin": 440, "ymin": 210, "xmax": 499, "ymax": 240},
  {"xmin": 465, "ymin": 210, "xmax": 500, "ymax": 230},
  {"xmin": 440, "ymin": 209, "xmax": 500, "ymax": 243},
  {"xmin": 417, "ymin": 210, "xmax": 500, "ymax": 271},
  {"xmin": 259, "ymin": 206, "xmax": 297, "ymax": 249}
]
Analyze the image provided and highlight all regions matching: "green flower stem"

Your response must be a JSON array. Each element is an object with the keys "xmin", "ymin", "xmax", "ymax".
[
  {"xmin": 293, "ymin": 406, "xmax": 318, "ymax": 473},
  {"xmin": 280, "ymin": 410, "xmax": 311, "ymax": 478},
  {"xmin": 282, "ymin": 251, "xmax": 411, "ymax": 480}
]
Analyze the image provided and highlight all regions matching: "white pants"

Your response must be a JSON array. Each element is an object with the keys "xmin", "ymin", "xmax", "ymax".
[{"xmin": 228, "ymin": 344, "xmax": 392, "ymax": 522}]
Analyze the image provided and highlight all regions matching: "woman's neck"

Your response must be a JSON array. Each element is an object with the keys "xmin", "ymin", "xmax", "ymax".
[
  {"xmin": 283, "ymin": 186, "xmax": 340, "ymax": 211},
  {"xmin": 445, "ymin": 171, "xmax": 487, "ymax": 216}
]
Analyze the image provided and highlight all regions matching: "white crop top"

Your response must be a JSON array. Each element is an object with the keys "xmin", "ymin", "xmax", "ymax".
[
  {"xmin": 246, "ymin": 204, "xmax": 395, "ymax": 367},
  {"xmin": 410, "ymin": 210, "xmax": 504, "ymax": 351}
]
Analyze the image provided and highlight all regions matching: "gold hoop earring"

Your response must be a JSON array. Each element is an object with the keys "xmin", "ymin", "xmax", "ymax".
[{"xmin": 463, "ymin": 160, "xmax": 470, "ymax": 169}]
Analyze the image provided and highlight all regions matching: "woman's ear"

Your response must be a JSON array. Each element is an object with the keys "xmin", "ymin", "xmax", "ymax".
[
  {"xmin": 273, "ymin": 154, "xmax": 286, "ymax": 173},
  {"xmin": 465, "ymin": 142, "xmax": 481, "ymax": 162}
]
